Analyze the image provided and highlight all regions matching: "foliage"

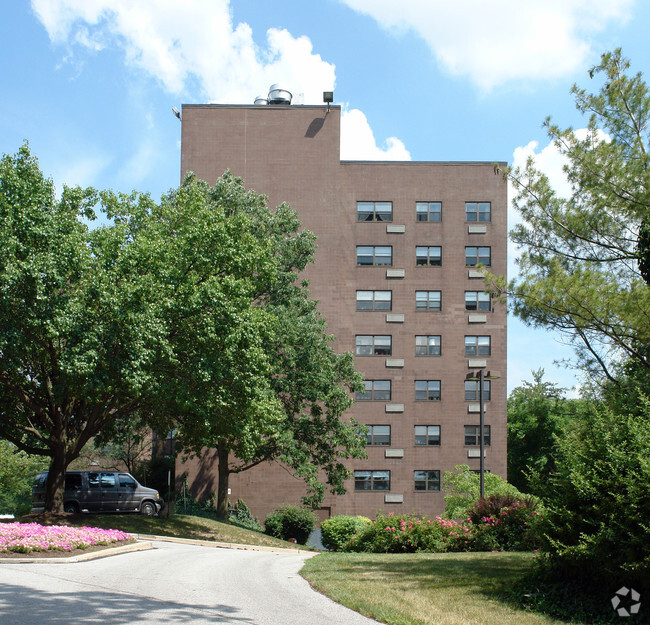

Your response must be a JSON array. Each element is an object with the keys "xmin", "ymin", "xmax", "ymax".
[
  {"xmin": 228, "ymin": 498, "xmax": 263, "ymax": 532},
  {"xmin": 175, "ymin": 489, "xmax": 217, "ymax": 520},
  {"xmin": 346, "ymin": 507, "xmax": 539, "ymax": 554},
  {"xmin": 507, "ymin": 369, "xmax": 574, "ymax": 493},
  {"xmin": 92, "ymin": 414, "xmax": 153, "ymax": 477},
  {"xmin": 0, "ymin": 145, "xmax": 364, "ymax": 516},
  {"xmin": 320, "ymin": 515, "xmax": 371, "ymax": 551},
  {"xmin": 347, "ymin": 513, "xmax": 454, "ymax": 553},
  {"xmin": 263, "ymin": 504, "xmax": 318, "ymax": 545},
  {"xmin": 442, "ymin": 464, "xmax": 524, "ymax": 519},
  {"xmin": 0, "ymin": 441, "xmax": 49, "ymax": 516},
  {"xmin": 160, "ymin": 171, "xmax": 365, "ymax": 519},
  {"xmin": 0, "ymin": 144, "xmax": 172, "ymax": 512},
  {"xmin": 532, "ymin": 397, "xmax": 650, "ymax": 592},
  {"xmin": 467, "ymin": 495, "xmax": 541, "ymax": 552},
  {"xmin": 495, "ymin": 50, "xmax": 650, "ymax": 382}
]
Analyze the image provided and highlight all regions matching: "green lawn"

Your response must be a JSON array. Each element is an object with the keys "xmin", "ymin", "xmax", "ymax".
[
  {"xmin": 21, "ymin": 512, "xmax": 310, "ymax": 550},
  {"xmin": 300, "ymin": 551, "xmax": 576, "ymax": 625}
]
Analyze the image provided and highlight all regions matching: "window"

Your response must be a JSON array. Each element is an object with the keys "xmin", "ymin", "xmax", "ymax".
[
  {"xmin": 357, "ymin": 380, "xmax": 391, "ymax": 401},
  {"xmin": 414, "ymin": 470, "xmax": 440, "ymax": 491},
  {"xmin": 100, "ymin": 472, "xmax": 116, "ymax": 488},
  {"xmin": 356, "ymin": 290, "xmax": 392, "ymax": 311},
  {"xmin": 366, "ymin": 425, "xmax": 391, "ymax": 446},
  {"xmin": 465, "ymin": 202, "xmax": 491, "ymax": 222},
  {"xmin": 416, "ymin": 201, "xmax": 442, "ymax": 222},
  {"xmin": 355, "ymin": 470, "xmax": 390, "ymax": 491},
  {"xmin": 356, "ymin": 335, "xmax": 392, "ymax": 356},
  {"xmin": 415, "ymin": 380, "xmax": 441, "ymax": 401},
  {"xmin": 89, "ymin": 472, "xmax": 100, "ymax": 488},
  {"xmin": 416, "ymin": 246, "xmax": 442, "ymax": 266},
  {"xmin": 465, "ymin": 336, "xmax": 491, "ymax": 356},
  {"xmin": 357, "ymin": 201, "xmax": 393, "ymax": 222},
  {"xmin": 465, "ymin": 291, "xmax": 491, "ymax": 311},
  {"xmin": 464, "ymin": 379, "xmax": 491, "ymax": 401},
  {"xmin": 415, "ymin": 335, "xmax": 442, "ymax": 356},
  {"xmin": 357, "ymin": 246, "xmax": 392, "ymax": 266},
  {"xmin": 119, "ymin": 474, "xmax": 137, "ymax": 488},
  {"xmin": 64, "ymin": 474, "xmax": 82, "ymax": 490},
  {"xmin": 416, "ymin": 290, "xmax": 441, "ymax": 311},
  {"xmin": 465, "ymin": 425, "xmax": 491, "ymax": 446},
  {"xmin": 414, "ymin": 425, "xmax": 441, "ymax": 446},
  {"xmin": 465, "ymin": 246, "xmax": 491, "ymax": 266}
]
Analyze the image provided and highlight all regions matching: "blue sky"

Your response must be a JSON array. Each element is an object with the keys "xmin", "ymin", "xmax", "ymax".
[{"xmin": 2, "ymin": 0, "xmax": 649, "ymax": 394}]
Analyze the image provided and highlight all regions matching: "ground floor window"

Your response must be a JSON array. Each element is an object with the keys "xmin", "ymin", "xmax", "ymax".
[{"xmin": 414, "ymin": 470, "xmax": 440, "ymax": 491}]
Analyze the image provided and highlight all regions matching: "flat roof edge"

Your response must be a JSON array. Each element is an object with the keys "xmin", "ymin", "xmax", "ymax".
[
  {"xmin": 182, "ymin": 104, "xmax": 341, "ymax": 110},
  {"xmin": 341, "ymin": 160, "xmax": 508, "ymax": 166}
]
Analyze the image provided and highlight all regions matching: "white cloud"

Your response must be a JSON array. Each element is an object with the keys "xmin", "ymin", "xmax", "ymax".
[
  {"xmin": 341, "ymin": 108, "xmax": 411, "ymax": 160},
  {"xmin": 339, "ymin": 0, "xmax": 634, "ymax": 90},
  {"xmin": 31, "ymin": 0, "xmax": 336, "ymax": 104},
  {"xmin": 31, "ymin": 0, "xmax": 411, "ymax": 161}
]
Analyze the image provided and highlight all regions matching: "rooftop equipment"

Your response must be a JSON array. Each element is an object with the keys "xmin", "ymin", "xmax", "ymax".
[{"xmin": 267, "ymin": 84, "xmax": 292, "ymax": 105}]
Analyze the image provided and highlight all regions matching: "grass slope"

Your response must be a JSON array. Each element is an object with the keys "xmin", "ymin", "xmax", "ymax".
[
  {"xmin": 301, "ymin": 552, "xmax": 575, "ymax": 625},
  {"xmin": 19, "ymin": 512, "xmax": 308, "ymax": 550}
]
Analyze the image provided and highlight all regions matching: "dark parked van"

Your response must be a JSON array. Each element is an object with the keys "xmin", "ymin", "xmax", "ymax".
[{"xmin": 31, "ymin": 470, "xmax": 163, "ymax": 515}]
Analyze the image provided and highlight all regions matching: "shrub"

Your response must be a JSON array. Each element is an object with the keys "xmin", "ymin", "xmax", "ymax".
[
  {"xmin": 321, "ymin": 515, "xmax": 371, "ymax": 551},
  {"xmin": 228, "ymin": 498, "xmax": 263, "ymax": 532},
  {"xmin": 466, "ymin": 494, "xmax": 541, "ymax": 551},
  {"xmin": 264, "ymin": 505, "xmax": 318, "ymax": 545},
  {"xmin": 442, "ymin": 464, "xmax": 525, "ymax": 519},
  {"xmin": 533, "ymin": 399, "xmax": 650, "ymax": 591},
  {"xmin": 348, "ymin": 513, "xmax": 457, "ymax": 553},
  {"xmin": 175, "ymin": 490, "xmax": 217, "ymax": 519}
]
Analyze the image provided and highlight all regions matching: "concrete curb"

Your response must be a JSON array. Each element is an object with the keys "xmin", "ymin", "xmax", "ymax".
[
  {"xmin": 0, "ymin": 540, "xmax": 153, "ymax": 564},
  {"xmin": 0, "ymin": 535, "xmax": 317, "ymax": 564},
  {"xmin": 133, "ymin": 533, "xmax": 317, "ymax": 556}
]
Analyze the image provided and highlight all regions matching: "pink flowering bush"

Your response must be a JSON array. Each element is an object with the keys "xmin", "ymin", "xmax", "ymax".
[
  {"xmin": 464, "ymin": 495, "xmax": 540, "ymax": 551},
  {"xmin": 343, "ymin": 500, "xmax": 541, "ymax": 554},
  {"xmin": 0, "ymin": 522, "xmax": 132, "ymax": 554},
  {"xmin": 347, "ymin": 513, "xmax": 461, "ymax": 553}
]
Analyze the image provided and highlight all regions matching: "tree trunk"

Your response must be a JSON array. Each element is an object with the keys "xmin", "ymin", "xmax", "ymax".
[
  {"xmin": 216, "ymin": 443, "xmax": 230, "ymax": 522},
  {"xmin": 44, "ymin": 443, "xmax": 67, "ymax": 513}
]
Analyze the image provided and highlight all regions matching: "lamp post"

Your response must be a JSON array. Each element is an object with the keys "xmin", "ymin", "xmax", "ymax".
[{"xmin": 467, "ymin": 370, "xmax": 500, "ymax": 499}]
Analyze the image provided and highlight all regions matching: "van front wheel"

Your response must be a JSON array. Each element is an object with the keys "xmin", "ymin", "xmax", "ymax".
[
  {"xmin": 63, "ymin": 502, "xmax": 79, "ymax": 514},
  {"xmin": 140, "ymin": 501, "xmax": 156, "ymax": 516}
]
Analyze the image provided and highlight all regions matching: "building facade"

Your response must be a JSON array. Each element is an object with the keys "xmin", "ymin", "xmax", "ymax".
[{"xmin": 177, "ymin": 101, "xmax": 507, "ymax": 521}]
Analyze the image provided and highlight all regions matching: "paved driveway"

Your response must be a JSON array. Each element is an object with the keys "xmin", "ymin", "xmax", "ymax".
[{"xmin": 0, "ymin": 540, "xmax": 378, "ymax": 625}]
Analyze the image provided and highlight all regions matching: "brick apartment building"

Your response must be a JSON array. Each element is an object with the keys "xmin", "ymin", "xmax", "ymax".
[{"xmin": 176, "ymin": 92, "xmax": 507, "ymax": 521}]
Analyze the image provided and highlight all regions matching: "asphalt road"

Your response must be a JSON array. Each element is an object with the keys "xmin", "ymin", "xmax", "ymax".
[{"xmin": 0, "ymin": 541, "xmax": 378, "ymax": 625}]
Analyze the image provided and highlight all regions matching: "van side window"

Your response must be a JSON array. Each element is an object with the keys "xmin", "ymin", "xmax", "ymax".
[
  {"xmin": 33, "ymin": 474, "xmax": 47, "ymax": 488},
  {"xmin": 65, "ymin": 474, "xmax": 82, "ymax": 490},
  {"xmin": 101, "ymin": 472, "xmax": 116, "ymax": 488},
  {"xmin": 119, "ymin": 474, "xmax": 136, "ymax": 488},
  {"xmin": 89, "ymin": 472, "xmax": 100, "ymax": 488}
]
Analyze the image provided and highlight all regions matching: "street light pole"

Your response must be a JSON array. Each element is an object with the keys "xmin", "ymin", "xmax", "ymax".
[{"xmin": 479, "ymin": 369, "xmax": 485, "ymax": 499}]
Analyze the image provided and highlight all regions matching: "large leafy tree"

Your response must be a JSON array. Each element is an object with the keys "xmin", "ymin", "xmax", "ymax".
[
  {"xmin": 0, "ymin": 144, "xmax": 170, "ymax": 513},
  {"xmin": 502, "ymin": 50, "xmax": 650, "ymax": 381},
  {"xmin": 158, "ymin": 174, "xmax": 366, "ymax": 520},
  {"xmin": 0, "ymin": 145, "xmax": 364, "ymax": 517}
]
